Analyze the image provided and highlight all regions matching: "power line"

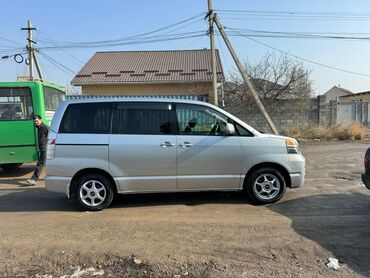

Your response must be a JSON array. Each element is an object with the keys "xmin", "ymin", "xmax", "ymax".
[
  {"xmin": 56, "ymin": 49, "xmax": 85, "ymax": 67},
  {"xmin": 227, "ymin": 27, "xmax": 370, "ymax": 78},
  {"xmin": 2, "ymin": 15, "xmax": 207, "ymax": 78},
  {"xmin": 176, "ymin": 35, "xmax": 205, "ymax": 49},
  {"xmin": 36, "ymin": 31, "xmax": 85, "ymax": 66},
  {"xmin": 222, "ymin": 27, "xmax": 370, "ymax": 41},
  {"xmin": 150, "ymin": 16, "xmax": 204, "ymax": 36},
  {"xmin": 1, "ymin": 51, "xmax": 28, "ymax": 62},
  {"xmin": 0, "ymin": 47, "xmax": 25, "ymax": 55},
  {"xmin": 38, "ymin": 51, "xmax": 76, "ymax": 76},
  {"xmin": 227, "ymin": 28, "xmax": 370, "ymax": 35},
  {"xmin": 37, "ymin": 13, "xmax": 205, "ymax": 46},
  {"xmin": 41, "ymin": 58, "xmax": 74, "ymax": 77},
  {"xmin": 0, "ymin": 36, "xmax": 23, "ymax": 46},
  {"xmin": 216, "ymin": 10, "xmax": 370, "ymax": 21},
  {"xmin": 219, "ymin": 17, "xmax": 370, "ymax": 22},
  {"xmin": 37, "ymin": 31, "xmax": 207, "ymax": 51},
  {"xmin": 216, "ymin": 10, "xmax": 370, "ymax": 17}
]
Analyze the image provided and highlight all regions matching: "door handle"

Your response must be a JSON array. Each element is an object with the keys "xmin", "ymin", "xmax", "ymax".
[
  {"xmin": 160, "ymin": 141, "xmax": 175, "ymax": 148},
  {"xmin": 179, "ymin": 142, "xmax": 193, "ymax": 148}
]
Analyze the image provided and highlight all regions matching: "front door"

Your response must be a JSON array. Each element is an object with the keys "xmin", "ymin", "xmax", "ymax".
[
  {"xmin": 175, "ymin": 104, "xmax": 242, "ymax": 190},
  {"xmin": 109, "ymin": 102, "xmax": 177, "ymax": 192}
]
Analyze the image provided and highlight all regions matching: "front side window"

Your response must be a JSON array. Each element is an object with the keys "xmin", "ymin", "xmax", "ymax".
[
  {"xmin": 44, "ymin": 86, "xmax": 65, "ymax": 111},
  {"xmin": 176, "ymin": 104, "xmax": 228, "ymax": 136},
  {"xmin": 114, "ymin": 103, "xmax": 172, "ymax": 135},
  {"xmin": 0, "ymin": 87, "xmax": 33, "ymax": 121},
  {"xmin": 59, "ymin": 103, "xmax": 112, "ymax": 134},
  {"xmin": 235, "ymin": 123, "xmax": 254, "ymax": 137}
]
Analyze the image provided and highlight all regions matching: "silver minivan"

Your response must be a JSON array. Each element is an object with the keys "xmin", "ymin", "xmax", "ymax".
[{"xmin": 45, "ymin": 99, "xmax": 305, "ymax": 210}]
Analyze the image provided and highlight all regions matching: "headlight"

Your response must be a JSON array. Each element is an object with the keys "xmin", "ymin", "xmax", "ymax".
[{"xmin": 285, "ymin": 139, "xmax": 300, "ymax": 154}]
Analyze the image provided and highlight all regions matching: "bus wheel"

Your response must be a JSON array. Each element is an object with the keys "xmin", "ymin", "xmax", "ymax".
[{"xmin": 0, "ymin": 163, "xmax": 23, "ymax": 171}]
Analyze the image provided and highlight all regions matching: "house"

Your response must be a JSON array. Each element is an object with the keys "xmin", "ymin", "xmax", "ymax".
[
  {"xmin": 71, "ymin": 49, "xmax": 224, "ymax": 103},
  {"xmin": 223, "ymin": 78, "xmax": 286, "ymax": 102},
  {"xmin": 321, "ymin": 85, "xmax": 353, "ymax": 103},
  {"xmin": 338, "ymin": 90, "xmax": 370, "ymax": 102}
]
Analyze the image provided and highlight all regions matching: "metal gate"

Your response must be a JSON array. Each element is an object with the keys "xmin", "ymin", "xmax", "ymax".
[{"xmin": 337, "ymin": 101, "xmax": 370, "ymax": 130}]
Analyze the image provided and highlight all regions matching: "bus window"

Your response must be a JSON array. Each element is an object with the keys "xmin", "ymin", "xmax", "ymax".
[
  {"xmin": 0, "ymin": 87, "xmax": 33, "ymax": 121},
  {"xmin": 44, "ymin": 86, "xmax": 64, "ymax": 111}
]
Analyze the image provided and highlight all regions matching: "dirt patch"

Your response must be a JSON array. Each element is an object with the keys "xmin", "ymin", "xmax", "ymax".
[
  {"xmin": 2, "ymin": 252, "xmax": 218, "ymax": 278},
  {"xmin": 0, "ymin": 141, "xmax": 369, "ymax": 277}
]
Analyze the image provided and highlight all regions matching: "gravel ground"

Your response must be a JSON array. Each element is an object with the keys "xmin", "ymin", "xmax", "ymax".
[{"xmin": 0, "ymin": 141, "xmax": 369, "ymax": 277}]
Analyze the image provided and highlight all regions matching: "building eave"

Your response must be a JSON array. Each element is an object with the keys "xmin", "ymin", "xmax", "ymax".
[{"xmin": 71, "ymin": 80, "xmax": 224, "ymax": 86}]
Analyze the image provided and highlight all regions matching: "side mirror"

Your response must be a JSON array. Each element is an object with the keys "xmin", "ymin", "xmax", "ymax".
[{"xmin": 225, "ymin": 123, "xmax": 235, "ymax": 135}]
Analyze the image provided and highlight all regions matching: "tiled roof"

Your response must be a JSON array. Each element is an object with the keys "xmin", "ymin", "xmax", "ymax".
[{"xmin": 71, "ymin": 49, "xmax": 224, "ymax": 85}]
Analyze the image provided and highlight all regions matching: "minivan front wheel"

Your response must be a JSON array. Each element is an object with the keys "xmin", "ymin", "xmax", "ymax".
[
  {"xmin": 246, "ymin": 168, "xmax": 286, "ymax": 204},
  {"xmin": 75, "ymin": 174, "xmax": 114, "ymax": 211}
]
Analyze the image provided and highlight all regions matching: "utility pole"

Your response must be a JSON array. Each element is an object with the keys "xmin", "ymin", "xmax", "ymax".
[
  {"xmin": 21, "ymin": 20, "xmax": 35, "ymax": 81},
  {"xmin": 213, "ymin": 15, "xmax": 279, "ymax": 135},
  {"xmin": 21, "ymin": 20, "xmax": 44, "ymax": 81},
  {"xmin": 207, "ymin": 0, "xmax": 218, "ymax": 106}
]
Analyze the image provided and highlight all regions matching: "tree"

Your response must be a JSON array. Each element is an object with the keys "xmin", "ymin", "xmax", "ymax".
[
  {"xmin": 65, "ymin": 84, "xmax": 81, "ymax": 95},
  {"xmin": 225, "ymin": 52, "xmax": 313, "ymax": 104}
]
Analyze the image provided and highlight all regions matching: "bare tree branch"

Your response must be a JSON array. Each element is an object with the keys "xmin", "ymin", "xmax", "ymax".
[{"xmin": 225, "ymin": 52, "xmax": 313, "ymax": 106}]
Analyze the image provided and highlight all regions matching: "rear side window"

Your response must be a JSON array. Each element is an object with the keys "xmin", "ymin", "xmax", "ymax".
[
  {"xmin": 113, "ymin": 103, "xmax": 172, "ymax": 135},
  {"xmin": 43, "ymin": 86, "xmax": 64, "ymax": 111},
  {"xmin": 0, "ymin": 87, "xmax": 33, "ymax": 121},
  {"xmin": 59, "ymin": 103, "xmax": 112, "ymax": 134}
]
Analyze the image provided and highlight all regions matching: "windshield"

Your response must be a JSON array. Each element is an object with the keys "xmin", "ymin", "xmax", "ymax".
[{"xmin": 0, "ymin": 87, "xmax": 33, "ymax": 121}]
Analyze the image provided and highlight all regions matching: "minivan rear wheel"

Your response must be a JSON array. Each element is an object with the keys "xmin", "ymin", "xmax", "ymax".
[
  {"xmin": 246, "ymin": 167, "xmax": 286, "ymax": 204},
  {"xmin": 75, "ymin": 174, "xmax": 114, "ymax": 211}
]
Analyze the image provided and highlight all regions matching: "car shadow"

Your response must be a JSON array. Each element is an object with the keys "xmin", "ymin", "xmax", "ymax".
[
  {"xmin": 0, "ymin": 165, "xmax": 35, "ymax": 177},
  {"xmin": 112, "ymin": 191, "xmax": 249, "ymax": 208},
  {"xmin": 267, "ymin": 193, "xmax": 370, "ymax": 277},
  {"xmin": 0, "ymin": 188, "xmax": 80, "ymax": 212},
  {"xmin": 0, "ymin": 188, "xmax": 250, "ymax": 212}
]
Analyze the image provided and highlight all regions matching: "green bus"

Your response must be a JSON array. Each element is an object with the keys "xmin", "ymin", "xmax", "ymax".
[{"xmin": 0, "ymin": 81, "xmax": 65, "ymax": 171}]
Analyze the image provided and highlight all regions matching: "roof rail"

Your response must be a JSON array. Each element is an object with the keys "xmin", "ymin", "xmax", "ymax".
[{"xmin": 66, "ymin": 95, "xmax": 207, "ymax": 101}]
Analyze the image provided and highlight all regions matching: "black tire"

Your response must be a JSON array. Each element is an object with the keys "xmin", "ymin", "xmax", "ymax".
[
  {"xmin": 74, "ymin": 174, "xmax": 114, "ymax": 211},
  {"xmin": 246, "ymin": 167, "xmax": 286, "ymax": 204},
  {"xmin": 0, "ymin": 163, "xmax": 23, "ymax": 171}
]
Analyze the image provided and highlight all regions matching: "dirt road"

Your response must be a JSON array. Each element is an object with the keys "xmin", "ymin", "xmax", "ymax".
[{"xmin": 0, "ymin": 141, "xmax": 369, "ymax": 277}]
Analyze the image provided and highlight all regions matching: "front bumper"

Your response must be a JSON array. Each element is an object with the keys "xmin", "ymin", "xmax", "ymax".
[
  {"xmin": 45, "ymin": 176, "xmax": 72, "ymax": 198},
  {"xmin": 290, "ymin": 172, "xmax": 304, "ymax": 188},
  {"xmin": 287, "ymin": 153, "xmax": 305, "ymax": 188},
  {"xmin": 361, "ymin": 173, "xmax": 370, "ymax": 190}
]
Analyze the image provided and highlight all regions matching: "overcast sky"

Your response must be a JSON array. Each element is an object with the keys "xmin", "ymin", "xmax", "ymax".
[{"xmin": 1, "ymin": 0, "xmax": 370, "ymax": 95}]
